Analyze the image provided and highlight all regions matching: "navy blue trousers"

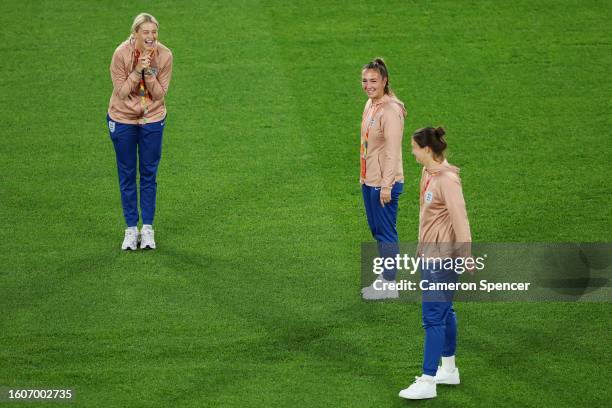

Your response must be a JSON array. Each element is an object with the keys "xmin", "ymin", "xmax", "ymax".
[
  {"xmin": 362, "ymin": 183, "xmax": 403, "ymax": 281},
  {"xmin": 421, "ymin": 262, "xmax": 458, "ymax": 376},
  {"xmin": 107, "ymin": 114, "xmax": 165, "ymax": 227}
]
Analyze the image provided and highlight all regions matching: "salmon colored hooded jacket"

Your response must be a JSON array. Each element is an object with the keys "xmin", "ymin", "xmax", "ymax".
[
  {"xmin": 417, "ymin": 160, "xmax": 472, "ymax": 258},
  {"xmin": 108, "ymin": 38, "xmax": 173, "ymax": 125},
  {"xmin": 360, "ymin": 93, "xmax": 408, "ymax": 188}
]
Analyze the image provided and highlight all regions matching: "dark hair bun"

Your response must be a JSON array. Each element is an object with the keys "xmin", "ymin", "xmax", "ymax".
[
  {"xmin": 374, "ymin": 57, "xmax": 386, "ymax": 67},
  {"xmin": 412, "ymin": 126, "xmax": 448, "ymax": 159}
]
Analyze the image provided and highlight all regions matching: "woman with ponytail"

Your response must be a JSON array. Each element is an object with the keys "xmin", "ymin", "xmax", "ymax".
[
  {"xmin": 107, "ymin": 13, "xmax": 173, "ymax": 250},
  {"xmin": 359, "ymin": 58, "xmax": 408, "ymax": 300},
  {"xmin": 399, "ymin": 127, "xmax": 472, "ymax": 400}
]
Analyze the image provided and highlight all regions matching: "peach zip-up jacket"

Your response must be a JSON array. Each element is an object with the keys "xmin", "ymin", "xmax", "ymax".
[
  {"xmin": 360, "ymin": 94, "xmax": 407, "ymax": 188},
  {"xmin": 418, "ymin": 160, "xmax": 472, "ymax": 258},
  {"xmin": 108, "ymin": 38, "xmax": 173, "ymax": 125}
]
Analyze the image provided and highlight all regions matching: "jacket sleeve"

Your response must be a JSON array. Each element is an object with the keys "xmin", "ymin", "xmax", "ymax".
[
  {"xmin": 144, "ymin": 51, "xmax": 173, "ymax": 101},
  {"xmin": 439, "ymin": 173, "xmax": 472, "ymax": 244},
  {"xmin": 110, "ymin": 50, "xmax": 141, "ymax": 100},
  {"xmin": 380, "ymin": 106, "xmax": 404, "ymax": 188}
]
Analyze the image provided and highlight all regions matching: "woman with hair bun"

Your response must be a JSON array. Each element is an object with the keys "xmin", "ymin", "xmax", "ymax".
[
  {"xmin": 359, "ymin": 58, "xmax": 408, "ymax": 300},
  {"xmin": 106, "ymin": 12, "xmax": 173, "ymax": 250},
  {"xmin": 399, "ymin": 126, "xmax": 472, "ymax": 400}
]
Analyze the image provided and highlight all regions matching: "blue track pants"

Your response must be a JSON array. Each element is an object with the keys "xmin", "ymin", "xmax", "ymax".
[
  {"xmin": 421, "ymin": 262, "xmax": 458, "ymax": 376},
  {"xmin": 362, "ymin": 183, "xmax": 403, "ymax": 281},
  {"xmin": 107, "ymin": 114, "xmax": 165, "ymax": 227}
]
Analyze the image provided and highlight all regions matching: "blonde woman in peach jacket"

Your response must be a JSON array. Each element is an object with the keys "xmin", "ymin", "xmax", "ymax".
[
  {"xmin": 399, "ymin": 127, "xmax": 471, "ymax": 400},
  {"xmin": 106, "ymin": 13, "xmax": 173, "ymax": 250}
]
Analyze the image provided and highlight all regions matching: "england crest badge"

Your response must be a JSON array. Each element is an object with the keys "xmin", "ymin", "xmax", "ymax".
[{"xmin": 425, "ymin": 191, "xmax": 433, "ymax": 203}]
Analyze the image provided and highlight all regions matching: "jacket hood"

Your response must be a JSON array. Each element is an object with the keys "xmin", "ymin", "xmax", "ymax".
[
  {"xmin": 426, "ymin": 159, "xmax": 459, "ymax": 175},
  {"xmin": 386, "ymin": 93, "xmax": 407, "ymax": 118},
  {"xmin": 373, "ymin": 93, "xmax": 407, "ymax": 118}
]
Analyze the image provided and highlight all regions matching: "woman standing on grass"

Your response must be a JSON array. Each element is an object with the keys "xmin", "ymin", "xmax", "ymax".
[
  {"xmin": 399, "ymin": 126, "xmax": 472, "ymax": 400},
  {"xmin": 359, "ymin": 58, "xmax": 407, "ymax": 300},
  {"xmin": 107, "ymin": 12, "xmax": 173, "ymax": 250}
]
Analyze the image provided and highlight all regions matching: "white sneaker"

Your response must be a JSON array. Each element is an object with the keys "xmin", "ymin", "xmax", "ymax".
[
  {"xmin": 121, "ymin": 228, "xmax": 139, "ymax": 250},
  {"xmin": 361, "ymin": 275, "xmax": 384, "ymax": 293},
  {"xmin": 399, "ymin": 376, "xmax": 437, "ymax": 400},
  {"xmin": 361, "ymin": 276, "xmax": 399, "ymax": 300},
  {"xmin": 140, "ymin": 225, "xmax": 156, "ymax": 249},
  {"xmin": 434, "ymin": 367, "xmax": 460, "ymax": 385}
]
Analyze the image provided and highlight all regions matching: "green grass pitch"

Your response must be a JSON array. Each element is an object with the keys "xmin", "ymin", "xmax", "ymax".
[{"xmin": 1, "ymin": 0, "xmax": 610, "ymax": 406}]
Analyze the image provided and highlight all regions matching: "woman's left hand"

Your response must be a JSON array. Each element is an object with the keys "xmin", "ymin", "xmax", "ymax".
[{"xmin": 380, "ymin": 187, "xmax": 392, "ymax": 207}]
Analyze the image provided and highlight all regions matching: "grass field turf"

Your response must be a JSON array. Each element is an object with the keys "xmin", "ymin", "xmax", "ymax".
[{"xmin": 1, "ymin": 0, "xmax": 611, "ymax": 407}]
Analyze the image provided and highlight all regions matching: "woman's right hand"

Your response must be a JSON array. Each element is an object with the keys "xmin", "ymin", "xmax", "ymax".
[{"xmin": 135, "ymin": 54, "xmax": 151, "ymax": 74}]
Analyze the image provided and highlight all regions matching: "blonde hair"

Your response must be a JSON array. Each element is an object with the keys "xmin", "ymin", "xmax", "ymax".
[{"xmin": 130, "ymin": 13, "xmax": 159, "ymax": 36}]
